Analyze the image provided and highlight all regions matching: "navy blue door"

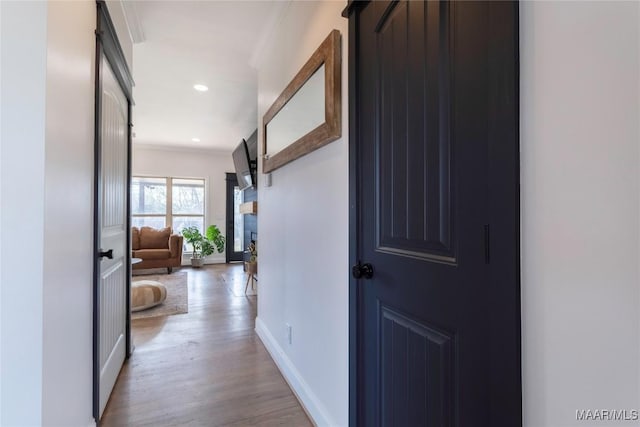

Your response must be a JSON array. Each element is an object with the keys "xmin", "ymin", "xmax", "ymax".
[
  {"xmin": 347, "ymin": 1, "xmax": 521, "ymax": 425},
  {"xmin": 225, "ymin": 173, "xmax": 244, "ymax": 263}
]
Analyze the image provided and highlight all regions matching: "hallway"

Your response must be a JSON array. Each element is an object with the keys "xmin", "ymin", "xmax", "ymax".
[{"xmin": 101, "ymin": 264, "xmax": 311, "ymax": 426}]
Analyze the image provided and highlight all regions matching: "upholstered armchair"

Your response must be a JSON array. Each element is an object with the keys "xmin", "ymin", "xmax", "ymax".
[{"xmin": 132, "ymin": 226, "xmax": 183, "ymax": 273}]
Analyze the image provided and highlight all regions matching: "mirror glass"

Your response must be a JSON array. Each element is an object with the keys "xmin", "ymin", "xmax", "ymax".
[{"xmin": 265, "ymin": 64, "xmax": 326, "ymax": 157}]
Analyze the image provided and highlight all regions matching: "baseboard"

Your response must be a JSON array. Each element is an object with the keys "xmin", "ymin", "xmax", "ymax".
[
  {"xmin": 179, "ymin": 256, "xmax": 226, "ymax": 266},
  {"xmin": 255, "ymin": 317, "xmax": 334, "ymax": 427}
]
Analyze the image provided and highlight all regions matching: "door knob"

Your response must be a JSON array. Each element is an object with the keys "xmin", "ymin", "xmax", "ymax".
[
  {"xmin": 352, "ymin": 261, "xmax": 374, "ymax": 279},
  {"xmin": 98, "ymin": 249, "xmax": 113, "ymax": 260}
]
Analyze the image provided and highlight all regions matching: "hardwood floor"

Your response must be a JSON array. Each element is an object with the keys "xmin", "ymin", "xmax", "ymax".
[{"xmin": 101, "ymin": 264, "xmax": 312, "ymax": 427}]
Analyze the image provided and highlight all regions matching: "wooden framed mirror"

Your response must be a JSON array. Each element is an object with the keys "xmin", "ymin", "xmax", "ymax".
[{"xmin": 263, "ymin": 29, "xmax": 341, "ymax": 173}]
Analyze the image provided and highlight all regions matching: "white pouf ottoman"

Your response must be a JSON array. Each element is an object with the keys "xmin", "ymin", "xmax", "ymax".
[{"xmin": 132, "ymin": 280, "xmax": 167, "ymax": 312}]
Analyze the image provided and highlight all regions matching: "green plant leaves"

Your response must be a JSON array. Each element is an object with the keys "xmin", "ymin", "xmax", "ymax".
[
  {"xmin": 206, "ymin": 224, "xmax": 226, "ymax": 254},
  {"xmin": 181, "ymin": 224, "xmax": 226, "ymax": 258},
  {"xmin": 201, "ymin": 239, "xmax": 215, "ymax": 257}
]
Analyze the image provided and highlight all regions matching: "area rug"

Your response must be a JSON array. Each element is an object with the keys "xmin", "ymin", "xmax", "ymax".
[{"xmin": 132, "ymin": 272, "xmax": 188, "ymax": 320}]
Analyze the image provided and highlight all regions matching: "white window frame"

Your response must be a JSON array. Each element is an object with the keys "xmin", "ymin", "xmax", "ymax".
[{"xmin": 131, "ymin": 175, "xmax": 206, "ymax": 235}]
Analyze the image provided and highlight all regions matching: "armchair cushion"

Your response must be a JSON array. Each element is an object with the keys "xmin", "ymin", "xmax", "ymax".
[
  {"xmin": 133, "ymin": 249, "xmax": 170, "ymax": 260},
  {"xmin": 139, "ymin": 226, "xmax": 171, "ymax": 249}
]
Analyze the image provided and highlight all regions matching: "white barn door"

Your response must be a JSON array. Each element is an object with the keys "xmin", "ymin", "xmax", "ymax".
[
  {"xmin": 96, "ymin": 53, "xmax": 128, "ymax": 418},
  {"xmin": 93, "ymin": 2, "xmax": 133, "ymax": 421}
]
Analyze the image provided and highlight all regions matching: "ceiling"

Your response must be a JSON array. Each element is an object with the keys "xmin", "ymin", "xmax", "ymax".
[{"xmin": 129, "ymin": 0, "xmax": 285, "ymax": 151}]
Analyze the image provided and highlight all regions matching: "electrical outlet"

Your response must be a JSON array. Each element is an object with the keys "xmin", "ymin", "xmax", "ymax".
[{"xmin": 285, "ymin": 323, "xmax": 292, "ymax": 345}]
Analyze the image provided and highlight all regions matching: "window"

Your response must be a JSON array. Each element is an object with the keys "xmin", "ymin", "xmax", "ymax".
[{"xmin": 132, "ymin": 177, "xmax": 205, "ymax": 238}]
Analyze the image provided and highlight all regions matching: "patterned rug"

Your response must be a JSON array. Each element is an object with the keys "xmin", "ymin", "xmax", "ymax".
[{"xmin": 131, "ymin": 271, "xmax": 188, "ymax": 320}]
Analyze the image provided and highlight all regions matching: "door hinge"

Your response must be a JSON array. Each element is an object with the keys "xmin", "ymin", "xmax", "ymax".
[{"xmin": 484, "ymin": 224, "xmax": 490, "ymax": 264}]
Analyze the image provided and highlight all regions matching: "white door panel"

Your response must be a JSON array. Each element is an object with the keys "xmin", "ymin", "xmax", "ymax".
[{"xmin": 98, "ymin": 54, "xmax": 128, "ymax": 418}]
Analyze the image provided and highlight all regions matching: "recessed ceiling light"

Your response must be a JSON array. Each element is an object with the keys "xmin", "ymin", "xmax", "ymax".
[
  {"xmin": 192, "ymin": 138, "xmax": 201, "ymax": 142},
  {"xmin": 193, "ymin": 84, "xmax": 208, "ymax": 92}
]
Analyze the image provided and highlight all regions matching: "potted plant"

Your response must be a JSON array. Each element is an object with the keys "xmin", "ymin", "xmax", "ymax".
[{"xmin": 181, "ymin": 225, "xmax": 225, "ymax": 268}]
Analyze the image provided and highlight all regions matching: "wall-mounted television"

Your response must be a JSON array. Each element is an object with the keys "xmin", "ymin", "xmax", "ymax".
[{"xmin": 232, "ymin": 138, "xmax": 254, "ymax": 190}]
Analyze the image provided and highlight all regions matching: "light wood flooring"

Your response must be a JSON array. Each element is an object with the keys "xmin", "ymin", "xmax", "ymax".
[{"xmin": 101, "ymin": 264, "xmax": 312, "ymax": 427}]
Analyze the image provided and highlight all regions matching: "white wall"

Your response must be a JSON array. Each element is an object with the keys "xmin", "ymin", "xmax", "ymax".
[
  {"xmin": 0, "ymin": 1, "xmax": 48, "ymax": 425},
  {"xmin": 255, "ymin": 1, "xmax": 349, "ymax": 426},
  {"xmin": 521, "ymin": 2, "xmax": 640, "ymax": 426},
  {"xmin": 41, "ymin": 1, "xmax": 97, "ymax": 426},
  {"xmin": 132, "ymin": 145, "xmax": 234, "ymax": 264},
  {"xmin": 1, "ymin": 1, "xmax": 130, "ymax": 425}
]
